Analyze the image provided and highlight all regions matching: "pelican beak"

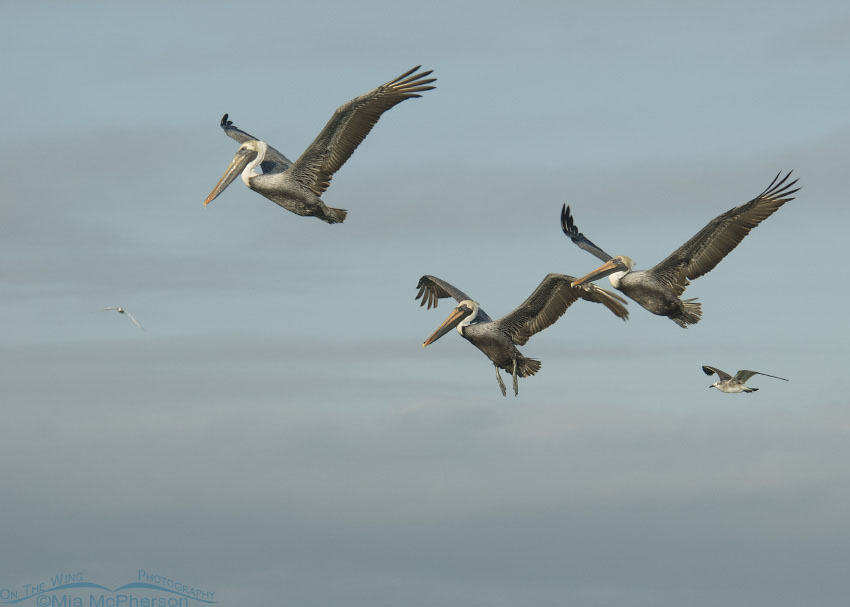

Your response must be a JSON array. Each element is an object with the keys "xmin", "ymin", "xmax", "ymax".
[
  {"xmin": 423, "ymin": 305, "xmax": 472, "ymax": 347},
  {"xmin": 203, "ymin": 148, "xmax": 257, "ymax": 206},
  {"xmin": 571, "ymin": 258, "xmax": 624, "ymax": 287}
]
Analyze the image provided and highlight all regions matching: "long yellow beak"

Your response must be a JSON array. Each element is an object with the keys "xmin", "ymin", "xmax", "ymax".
[
  {"xmin": 203, "ymin": 149, "xmax": 256, "ymax": 206},
  {"xmin": 423, "ymin": 306, "xmax": 471, "ymax": 347},
  {"xmin": 571, "ymin": 258, "xmax": 622, "ymax": 287}
]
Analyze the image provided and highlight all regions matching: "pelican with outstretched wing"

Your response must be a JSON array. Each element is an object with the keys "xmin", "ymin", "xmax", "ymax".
[
  {"xmin": 702, "ymin": 365, "xmax": 788, "ymax": 393},
  {"xmin": 563, "ymin": 172, "xmax": 799, "ymax": 327},
  {"xmin": 204, "ymin": 66, "xmax": 436, "ymax": 224},
  {"xmin": 416, "ymin": 274, "xmax": 628, "ymax": 396}
]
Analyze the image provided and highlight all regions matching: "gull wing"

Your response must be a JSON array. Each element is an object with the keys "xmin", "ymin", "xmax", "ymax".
[
  {"xmin": 123, "ymin": 310, "xmax": 144, "ymax": 331},
  {"xmin": 415, "ymin": 275, "xmax": 492, "ymax": 322},
  {"xmin": 734, "ymin": 369, "xmax": 789, "ymax": 382},
  {"xmin": 289, "ymin": 66, "xmax": 436, "ymax": 197},
  {"xmin": 650, "ymin": 172, "xmax": 799, "ymax": 297},
  {"xmin": 560, "ymin": 204, "xmax": 614, "ymax": 262},
  {"xmin": 497, "ymin": 274, "xmax": 629, "ymax": 346},
  {"xmin": 219, "ymin": 113, "xmax": 293, "ymax": 173},
  {"xmin": 702, "ymin": 365, "xmax": 732, "ymax": 381}
]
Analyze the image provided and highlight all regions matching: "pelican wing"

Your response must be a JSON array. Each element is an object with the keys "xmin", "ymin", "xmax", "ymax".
[
  {"xmin": 415, "ymin": 275, "xmax": 492, "ymax": 322},
  {"xmin": 702, "ymin": 365, "xmax": 732, "ymax": 381},
  {"xmin": 219, "ymin": 113, "xmax": 293, "ymax": 173},
  {"xmin": 289, "ymin": 66, "xmax": 436, "ymax": 197},
  {"xmin": 497, "ymin": 274, "xmax": 629, "ymax": 346},
  {"xmin": 650, "ymin": 171, "xmax": 799, "ymax": 296},
  {"xmin": 734, "ymin": 369, "xmax": 789, "ymax": 382},
  {"xmin": 560, "ymin": 204, "xmax": 614, "ymax": 262}
]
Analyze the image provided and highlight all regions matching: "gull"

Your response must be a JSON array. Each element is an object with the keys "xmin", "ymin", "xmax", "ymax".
[
  {"xmin": 702, "ymin": 365, "xmax": 788, "ymax": 393},
  {"xmin": 104, "ymin": 307, "xmax": 144, "ymax": 331}
]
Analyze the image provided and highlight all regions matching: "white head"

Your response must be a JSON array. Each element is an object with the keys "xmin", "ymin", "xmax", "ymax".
[
  {"xmin": 203, "ymin": 140, "xmax": 266, "ymax": 206},
  {"xmin": 422, "ymin": 300, "xmax": 479, "ymax": 347},
  {"xmin": 237, "ymin": 140, "xmax": 267, "ymax": 185},
  {"xmin": 571, "ymin": 255, "xmax": 634, "ymax": 289},
  {"xmin": 605, "ymin": 255, "xmax": 634, "ymax": 288},
  {"xmin": 453, "ymin": 300, "xmax": 479, "ymax": 334}
]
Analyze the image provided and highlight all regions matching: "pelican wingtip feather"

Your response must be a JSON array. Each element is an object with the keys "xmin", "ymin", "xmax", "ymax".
[{"xmin": 758, "ymin": 170, "xmax": 799, "ymax": 203}]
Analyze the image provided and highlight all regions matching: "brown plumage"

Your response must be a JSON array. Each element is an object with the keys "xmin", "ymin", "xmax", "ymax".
[
  {"xmin": 566, "ymin": 172, "xmax": 799, "ymax": 327},
  {"xmin": 417, "ymin": 274, "xmax": 628, "ymax": 396},
  {"xmin": 204, "ymin": 66, "xmax": 436, "ymax": 223}
]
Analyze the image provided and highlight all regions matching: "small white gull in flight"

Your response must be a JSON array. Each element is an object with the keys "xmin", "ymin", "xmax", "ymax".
[
  {"xmin": 702, "ymin": 365, "xmax": 787, "ymax": 393},
  {"xmin": 103, "ymin": 306, "xmax": 144, "ymax": 331}
]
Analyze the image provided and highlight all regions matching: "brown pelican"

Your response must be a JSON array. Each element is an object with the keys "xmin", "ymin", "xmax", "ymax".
[
  {"xmin": 204, "ymin": 66, "xmax": 436, "ymax": 224},
  {"xmin": 104, "ymin": 306, "xmax": 144, "ymax": 330},
  {"xmin": 563, "ymin": 172, "xmax": 799, "ymax": 327},
  {"xmin": 702, "ymin": 365, "xmax": 788, "ymax": 393},
  {"xmin": 416, "ymin": 274, "xmax": 629, "ymax": 396}
]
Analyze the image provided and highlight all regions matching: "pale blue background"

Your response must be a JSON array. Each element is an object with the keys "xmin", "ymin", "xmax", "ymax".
[{"xmin": 2, "ymin": 0, "xmax": 848, "ymax": 605}]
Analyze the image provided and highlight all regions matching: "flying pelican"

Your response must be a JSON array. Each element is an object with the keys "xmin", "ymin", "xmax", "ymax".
[
  {"xmin": 702, "ymin": 365, "xmax": 788, "ymax": 393},
  {"xmin": 563, "ymin": 171, "xmax": 799, "ymax": 327},
  {"xmin": 416, "ymin": 274, "xmax": 629, "ymax": 396},
  {"xmin": 204, "ymin": 66, "xmax": 436, "ymax": 224},
  {"xmin": 103, "ymin": 306, "xmax": 144, "ymax": 331}
]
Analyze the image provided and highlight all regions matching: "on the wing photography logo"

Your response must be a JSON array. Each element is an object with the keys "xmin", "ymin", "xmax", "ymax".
[{"xmin": 0, "ymin": 570, "xmax": 215, "ymax": 607}]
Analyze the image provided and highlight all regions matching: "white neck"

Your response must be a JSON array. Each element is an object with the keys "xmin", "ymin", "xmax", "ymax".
[
  {"xmin": 241, "ymin": 141, "xmax": 268, "ymax": 186},
  {"xmin": 456, "ymin": 302, "xmax": 479, "ymax": 336},
  {"xmin": 608, "ymin": 269, "xmax": 628, "ymax": 289}
]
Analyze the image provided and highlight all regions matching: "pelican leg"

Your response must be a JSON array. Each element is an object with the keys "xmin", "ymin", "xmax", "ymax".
[
  {"xmin": 512, "ymin": 359, "xmax": 518, "ymax": 396},
  {"xmin": 493, "ymin": 364, "xmax": 507, "ymax": 397}
]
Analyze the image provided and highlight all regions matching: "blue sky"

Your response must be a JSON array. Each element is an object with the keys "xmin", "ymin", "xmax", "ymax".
[{"xmin": 2, "ymin": 1, "xmax": 849, "ymax": 605}]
